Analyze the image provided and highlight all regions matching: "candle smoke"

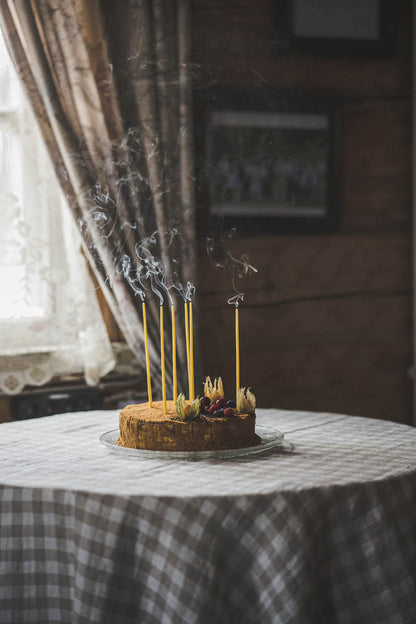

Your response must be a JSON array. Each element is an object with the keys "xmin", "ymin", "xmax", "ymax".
[
  {"xmin": 135, "ymin": 234, "xmax": 166, "ymax": 306},
  {"xmin": 117, "ymin": 254, "xmax": 146, "ymax": 301},
  {"xmin": 206, "ymin": 227, "xmax": 258, "ymax": 306},
  {"xmin": 116, "ymin": 229, "xmax": 194, "ymax": 308},
  {"xmin": 174, "ymin": 281, "xmax": 195, "ymax": 302}
]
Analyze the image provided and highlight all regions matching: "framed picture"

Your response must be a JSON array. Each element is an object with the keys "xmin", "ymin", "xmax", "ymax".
[
  {"xmin": 273, "ymin": 0, "xmax": 398, "ymax": 58},
  {"xmin": 194, "ymin": 87, "xmax": 340, "ymax": 234}
]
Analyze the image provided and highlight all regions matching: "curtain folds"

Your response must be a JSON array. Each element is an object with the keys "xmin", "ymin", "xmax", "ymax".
[{"xmin": 0, "ymin": 0, "xmax": 197, "ymax": 396}]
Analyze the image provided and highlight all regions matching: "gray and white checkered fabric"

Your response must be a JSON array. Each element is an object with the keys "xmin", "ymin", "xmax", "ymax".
[{"xmin": 0, "ymin": 409, "xmax": 415, "ymax": 623}]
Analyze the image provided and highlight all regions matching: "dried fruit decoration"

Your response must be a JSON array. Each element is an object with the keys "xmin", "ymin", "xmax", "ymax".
[
  {"xmin": 203, "ymin": 376, "xmax": 224, "ymax": 403},
  {"xmin": 176, "ymin": 393, "xmax": 201, "ymax": 421},
  {"xmin": 236, "ymin": 388, "xmax": 256, "ymax": 414}
]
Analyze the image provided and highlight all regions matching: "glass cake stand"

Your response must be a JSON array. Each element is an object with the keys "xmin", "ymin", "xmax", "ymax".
[{"xmin": 99, "ymin": 425, "xmax": 284, "ymax": 461}]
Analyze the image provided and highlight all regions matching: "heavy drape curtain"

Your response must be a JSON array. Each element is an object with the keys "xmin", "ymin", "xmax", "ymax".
[{"xmin": 0, "ymin": 0, "xmax": 197, "ymax": 395}]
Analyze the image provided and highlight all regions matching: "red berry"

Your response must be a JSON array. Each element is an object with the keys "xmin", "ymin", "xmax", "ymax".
[
  {"xmin": 223, "ymin": 408, "xmax": 235, "ymax": 418},
  {"xmin": 215, "ymin": 397, "xmax": 227, "ymax": 409},
  {"xmin": 209, "ymin": 404, "xmax": 218, "ymax": 415}
]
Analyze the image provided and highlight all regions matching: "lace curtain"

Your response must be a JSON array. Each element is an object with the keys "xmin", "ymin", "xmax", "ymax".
[{"xmin": 0, "ymin": 31, "xmax": 115, "ymax": 395}]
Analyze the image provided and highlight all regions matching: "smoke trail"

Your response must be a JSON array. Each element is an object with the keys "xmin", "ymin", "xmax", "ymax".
[
  {"xmin": 171, "ymin": 279, "xmax": 195, "ymax": 302},
  {"xmin": 135, "ymin": 232, "xmax": 165, "ymax": 306},
  {"xmin": 206, "ymin": 227, "xmax": 257, "ymax": 305},
  {"xmin": 117, "ymin": 254, "xmax": 146, "ymax": 301}
]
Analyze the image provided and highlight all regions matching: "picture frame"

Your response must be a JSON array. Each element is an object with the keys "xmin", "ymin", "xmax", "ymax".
[
  {"xmin": 194, "ymin": 86, "xmax": 341, "ymax": 234},
  {"xmin": 273, "ymin": 0, "xmax": 398, "ymax": 58}
]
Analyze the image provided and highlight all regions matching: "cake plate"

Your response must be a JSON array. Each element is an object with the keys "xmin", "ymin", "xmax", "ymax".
[{"xmin": 99, "ymin": 425, "xmax": 284, "ymax": 461}]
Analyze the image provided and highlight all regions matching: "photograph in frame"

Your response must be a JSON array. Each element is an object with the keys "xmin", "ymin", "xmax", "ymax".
[
  {"xmin": 195, "ymin": 87, "xmax": 340, "ymax": 234},
  {"xmin": 207, "ymin": 110, "xmax": 330, "ymax": 220}
]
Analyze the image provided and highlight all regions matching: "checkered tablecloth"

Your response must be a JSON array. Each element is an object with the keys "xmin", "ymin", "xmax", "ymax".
[{"xmin": 0, "ymin": 409, "xmax": 415, "ymax": 624}]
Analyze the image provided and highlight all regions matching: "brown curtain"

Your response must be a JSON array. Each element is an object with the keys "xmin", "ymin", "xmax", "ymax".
[{"xmin": 0, "ymin": 0, "xmax": 197, "ymax": 396}]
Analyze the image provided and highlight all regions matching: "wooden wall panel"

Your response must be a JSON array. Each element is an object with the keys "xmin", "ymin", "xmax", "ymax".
[
  {"xmin": 197, "ymin": 233, "xmax": 411, "ymax": 422},
  {"xmin": 198, "ymin": 234, "xmax": 410, "ymax": 305},
  {"xmin": 341, "ymin": 101, "xmax": 411, "ymax": 231},
  {"xmin": 199, "ymin": 298, "xmax": 410, "ymax": 423},
  {"xmin": 192, "ymin": 2, "xmax": 413, "ymax": 423},
  {"xmin": 0, "ymin": 396, "xmax": 11, "ymax": 423},
  {"xmin": 192, "ymin": 2, "xmax": 410, "ymax": 95}
]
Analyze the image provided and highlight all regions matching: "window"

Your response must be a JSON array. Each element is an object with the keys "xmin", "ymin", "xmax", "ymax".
[
  {"xmin": 0, "ymin": 30, "xmax": 114, "ymax": 394},
  {"xmin": 0, "ymin": 45, "xmax": 52, "ymax": 323}
]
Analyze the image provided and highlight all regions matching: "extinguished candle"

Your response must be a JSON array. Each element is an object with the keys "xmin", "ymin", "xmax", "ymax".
[
  {"xmin": 189, "ymin": 301, "xmax": 195, "ymax": 401},
  {"xmin": 160, "ymin": 305, "xmax": 167, "ymax": 413},
  {"xmin": 171, "ymin": 303, "xmax": 177, "ymax": 403},
  {"xmin": 142, "ymin": 301, "xmax": 152, "ymax": 407},
  {"xmin": 184, "ymin": 301, "xmax": 191, "ymax": 401},
  {"xmin": 235, "ymin": 304, "xmax": 240, "ymax": 402}
]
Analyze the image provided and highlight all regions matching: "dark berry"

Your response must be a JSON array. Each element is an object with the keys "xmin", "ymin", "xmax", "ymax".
[
  {"xmin": 213, "ymin": 408, "xmax": 224, "ymax": 417},
  {"xmin": 200, "ymin": 396, "xmax": 210, "ymax": 409},
  {"xmin": 223, "ymin": 408, "xmax": 235, "ymax": 418},
  {"xmin": 215, "ymin": 397, "xmax": 227, "ymax": 409},
  {"xmin": 226, "ymin": 400, "xmax": 236, "ymax": 408}
]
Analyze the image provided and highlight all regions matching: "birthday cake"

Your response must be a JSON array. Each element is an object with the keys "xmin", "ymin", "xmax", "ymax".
[{"xmin": 117, "ymin": 377, "xmax": 260, "ymax": 452}]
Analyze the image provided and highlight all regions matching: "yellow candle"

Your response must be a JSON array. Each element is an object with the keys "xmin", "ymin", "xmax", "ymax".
[
  {"xmin": 235, "ymin": 304, "xmax": 240, "ymax": 402},
  {"xmin": 189, "ymin": 300, "xmax": 195, "ymax": 401},
  {"xmin": 160, "ymin": 305, "xmax": 167, "ymax": 413},
  {"xmin": 142, "ymin": 301, "xmax": 152, "ymax": 407},
  {"xmin": 184, "ymin": 301, "xmax": 191, "ymax": 401},
  {"xmin": 171, "ymin": 303, "xmax": 177, "ymax": 402}
]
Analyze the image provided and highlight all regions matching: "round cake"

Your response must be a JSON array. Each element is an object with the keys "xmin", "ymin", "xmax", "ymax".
[{"xmin": 117, "ymin": 400, "xmax": 260, "ymax": 451}]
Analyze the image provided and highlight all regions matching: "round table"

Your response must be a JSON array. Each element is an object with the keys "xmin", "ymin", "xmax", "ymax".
[{"xmin": 0, "ymin": 409, "xmax": 415, "ymax": 623}]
